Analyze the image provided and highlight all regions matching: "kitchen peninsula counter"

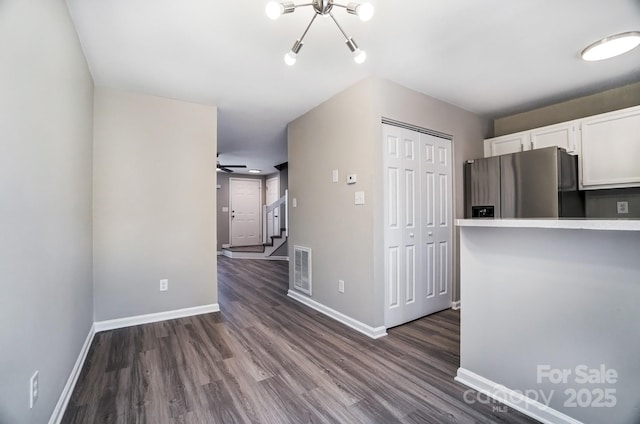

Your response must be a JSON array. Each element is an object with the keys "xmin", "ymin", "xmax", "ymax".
[
  {"xmin": 457, "ymin": 218, "xmax": 640, "ymax": 231},
  {"xmin": 455, "ymin": 219, "xmax": 640, "ymax": 424}
]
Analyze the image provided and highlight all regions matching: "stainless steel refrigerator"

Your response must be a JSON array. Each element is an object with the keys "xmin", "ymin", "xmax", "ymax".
[{"xmin": 464, "ymin": 146, "xmax": 584, "ymax": 218}]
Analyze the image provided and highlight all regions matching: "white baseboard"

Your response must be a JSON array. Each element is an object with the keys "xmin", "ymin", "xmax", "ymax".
[
  {"xmin": 222, "ymin": 244, "xmax": 230, "ymax": 248},
  {"xmin": 48, "ymin": 324, "xmax": 96, "ymax": 424},
  {"xmin": 287, "ymin": 290, "xmax": 387, "ymax": 339},
  {"xmin": 455, "ymin": 368, "xmax": 582, "ymax": 424},
  {"xmin": 452, "ymin": 300, "xmax": 461, "ymax": 310},
  {"xmin": 229, "ymin": 255, "xmax": 289, "ymax": 261},
  {"xmin": 222, "ymin": 249, "xmax": 288, "ymax": 261},
  {"xmin": 94, "ymin": 304, "xmax": 220, "ymax": 332},
  {"xmin": 50, "ymin": 304, "xmax": 221, "ymax": 422}
]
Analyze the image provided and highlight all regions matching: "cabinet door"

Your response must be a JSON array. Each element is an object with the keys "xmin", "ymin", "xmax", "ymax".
[
  {"xmin": 484, "ymin": 133, "xmax": 528, "ymax": 157},
  {"xmin": 580, "ymin": 107, "xmax": 640, "ymax": 189},
  {"xmin": 531, "ymin": 123, "xmax": 576, "ymax": 153}
]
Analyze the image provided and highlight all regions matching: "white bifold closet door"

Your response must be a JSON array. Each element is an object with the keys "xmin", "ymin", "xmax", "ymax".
[{"xmin": 383, "ymin": 124, "xmax": 452, "ymax": 328}]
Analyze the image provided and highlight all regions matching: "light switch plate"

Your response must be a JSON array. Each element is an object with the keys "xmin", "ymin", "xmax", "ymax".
[
  {"xmin": 355, "ymin": 191, "xmax": 365, "ymax": 205},
  {"xmin": 347, "ymin": 174, "xmax": 357, "ymax": 184},
  {"xmin": 332, "ymin": 169, "xmax": 339, "ymax": 183},
  {"xmin": 617, "ymin": 201, "xmax": 629, "ymax": 214},
  {"xmin": 292, "ymin": 198, "xmax": 297, "ymax": 208}
]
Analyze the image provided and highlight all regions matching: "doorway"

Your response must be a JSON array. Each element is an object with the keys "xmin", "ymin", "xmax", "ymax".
[
  {"xmin": 382, "ymin": 123, "xmax": 453, "ymax": 328},
  {"xmin": 229, "ymin": 178, "xmax": 262, "ymax": 247}
]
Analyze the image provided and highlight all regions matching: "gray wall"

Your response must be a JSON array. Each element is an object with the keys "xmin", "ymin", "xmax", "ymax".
[
  {"xmin": 272, "ymin": 242, "xmax": 288, "ymax": 257},
  {"xmin": 289, "ymin": 78, "xmax": 378, "ymax": 325},
  {"xmin": 0, "ymin": 1, "xmax": 95, "ymax": 422},
  {"xmin": 93, "ymin": 87, "xmax": 218, "ymax": 321},
  {"xmin": 585, "ymin": 188, "xmax": 640, "ymax": 219},
  {"xmin": 288, "ymin": 77, "xmax": 489, "ymax": 328},
  {"xmin": 494, "ymin": 82, "xmax": 640, "ymax": 136},
  {"xmin": 459, "ymin": 226, "xmax": 640, "ymax": 424}
]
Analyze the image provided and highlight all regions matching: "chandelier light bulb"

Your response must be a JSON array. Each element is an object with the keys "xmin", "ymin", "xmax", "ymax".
[
  {"xmin": 266, "ymin": 1, "xmax": 284, "ymax": 20},
  {"xmin": 353, "ymin": 48, "xmax": 367, "ymax": 64},
  {"xmin": 270, "ymin": 1, "xmax": 372, "ymax": 64},
  {"xmin": 356, "ymin": 2, "xmax": 374, "ymax": 22},
  {"xmin": 284, "ymin": 51, "xmax": 297, "ymax": 66},
  {"xmin": 581, "ymin": 31, "xmax": 640, "ymax": 61}
]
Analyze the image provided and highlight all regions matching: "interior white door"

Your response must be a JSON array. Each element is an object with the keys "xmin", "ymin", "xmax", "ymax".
[
  {"xmin": 383, "ymin": 125, "xmax": 422, "ymax": 326},
  {"xmin": 265, "ymin": 176, "xmax": 280, "ymax": 239},
  {"xmin": 421, "ymin": 133, "xmax": 453, "ymax": 314},
  {"xmin": 230, "ymin": 178, "xmax": 262, "ymax": 246},
  {"xmin": 383, "ymin": 124, "xmax": 452, "ymax": 328}
]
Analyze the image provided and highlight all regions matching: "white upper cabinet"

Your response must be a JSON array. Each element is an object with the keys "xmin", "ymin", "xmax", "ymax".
[
  {"xmin": 580, "ymin": 106, "xmax": 640, "ymax": 189},
  {"xmin": 484, "ymin": 132, "xmax": 529, "ymax": 157},
  {"xmin": 485, "ymin": 122, "xmax": 577, "ymax": 158},
  {"xmin": 530, "ymin": 122, "xmax": 577, "ymax": 154},
  {"xmin": 483, "ymin": 105, "xmax": 640, "ymax": 190}
]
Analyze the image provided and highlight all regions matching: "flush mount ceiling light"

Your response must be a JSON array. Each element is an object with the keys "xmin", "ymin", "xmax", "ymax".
[
  {"xmin": 266, "ymin": 0, "xmax": 374, "ymax": 65},
  {"xmin": 581, "ymin": 31, "xmax": 640, "ymax": 61}
]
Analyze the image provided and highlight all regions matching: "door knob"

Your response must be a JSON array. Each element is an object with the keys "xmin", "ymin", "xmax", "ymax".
[
  {"xmin": 428, "ymin": 232, "xmax": 433, "ymax": 236},
  {"xmin": 409, "ymin": 233, "xmax": 415, "ymax": 238}
]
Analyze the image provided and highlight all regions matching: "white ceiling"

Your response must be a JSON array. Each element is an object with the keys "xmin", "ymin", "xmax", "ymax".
[{"xmin": 66, "ymin": 0, "xmax": 640, "ymax": 175}]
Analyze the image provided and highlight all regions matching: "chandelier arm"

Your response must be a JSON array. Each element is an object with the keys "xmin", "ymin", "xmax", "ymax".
[
  {"xmin": 297, "ymin": 12, "xmax": 318, "ymax": 44},
  {"xmin": 328, "ymin": 11, "xmax": 351, "ymax": 41},
  {"xmin": 293, "ymin": 2, "xmax": 314, "ymax": 8}
]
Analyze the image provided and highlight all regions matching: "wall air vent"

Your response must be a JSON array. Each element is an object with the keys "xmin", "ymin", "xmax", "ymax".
[{"xmin": 293, "ymin": 245, "xmax": 312, "ymax": 295}]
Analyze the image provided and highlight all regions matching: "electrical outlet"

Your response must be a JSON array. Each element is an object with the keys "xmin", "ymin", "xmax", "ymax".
[
  {"xmin": 30, "ymin": 371, "xmax": 39, "ymax": 408},
  {"xmin": 338, "ymin": 279, "xmax": 345, "ymax": 293},
  {"xmin": 617, "ymin": 201, "xmax": 629, "ymax": 214},
  {"xmin": 160, "ymin": 279, "xmax": 168, "ymax": 292}
]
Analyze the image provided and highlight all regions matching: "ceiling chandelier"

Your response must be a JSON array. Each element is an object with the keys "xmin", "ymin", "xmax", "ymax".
[{"xmin": 265, "ymin": 0, "xmax": 374, "ymax": 66}]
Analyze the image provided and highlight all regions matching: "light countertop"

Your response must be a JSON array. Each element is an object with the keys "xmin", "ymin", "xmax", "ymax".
[{"xmin": 456, "ymin": 218, "xmax": 640, "ymax": 231}]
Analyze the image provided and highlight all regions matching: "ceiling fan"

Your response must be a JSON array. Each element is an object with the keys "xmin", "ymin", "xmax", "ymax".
[{"xmin": 216, "ymin": 154, "xmax": 247, "ymax": 173}]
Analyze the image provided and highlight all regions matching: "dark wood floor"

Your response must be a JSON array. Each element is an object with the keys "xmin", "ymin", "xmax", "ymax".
[{"xmin": 62, "ymin": 257, "xmax": 538, "ymax": 424}]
